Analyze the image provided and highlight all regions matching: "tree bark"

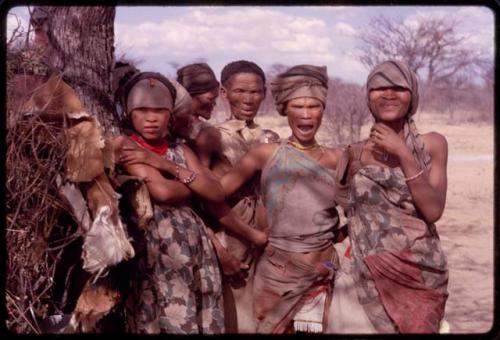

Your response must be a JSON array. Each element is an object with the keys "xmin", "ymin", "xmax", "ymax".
[{"xmin": 43, "ymin": 6, "xmax": 118, "ymax": 134}]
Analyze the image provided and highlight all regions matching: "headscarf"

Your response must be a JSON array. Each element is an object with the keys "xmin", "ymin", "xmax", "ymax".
[
  {"xmin": 270, "ymin": 64, "xmax": 328, "ymax": 116},
  {"xmin": 221, "ymin": 60, "xmax": 266, "ymax": 86},
  {"xmin": 126, "ymin": 77, "xmax": 174, "ymax": 114},
  {"xmin": 366, "ymin": 60, "xmax": 430, "ymax": 169},
  {"xmin": 366, "ymin": 59, "xmax": 419, "ymax": 117},
  {"xmin": 176, "ymin": 63, "xmax": 219, "ymax": 96},
  {"xmin": 112, "ymin": 62, "xmax": 139, "ymax": 101},
  {"xmin": 170, "ymin": 79, "xmax": 193, "ymax": 117}
]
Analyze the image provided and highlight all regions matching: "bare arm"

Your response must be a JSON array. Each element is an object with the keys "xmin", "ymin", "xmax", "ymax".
[
  {"xmin": 112, "ymin": 136, "xmax": 191, "ymax": 203},
  {"xmin": 194, "ymin": 126, "xmax": 222, "ymax": 168},
  {"xmin": 113, "ymin": 136, "xmax": 224, "ymax": 203},
  {"xmin": 206, "ymin": 201, "xmax": 268, "ymax": 246},
  {"xmin": 180, "ymin": 144, "xmax": 225, "ymax": 203},
  {"xmin": 400, "ymin": 132, "xmax": 447, "ymax": 223},
  {"xmin": 371, "ymin": 124, "xmax": 448, "ymax": 223},
  {"xmin": 220, "ymin": 143, "xmax": 277, "ymax": 197}
]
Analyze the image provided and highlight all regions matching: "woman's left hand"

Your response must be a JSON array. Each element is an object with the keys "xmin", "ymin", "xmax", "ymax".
[
  {"xmin": 118, "ymin": 146, "xmax": 164, "ymax": 169},
  {"xmin": 370, "ymin": 123, "xmax": 410, "ymax": 159}
]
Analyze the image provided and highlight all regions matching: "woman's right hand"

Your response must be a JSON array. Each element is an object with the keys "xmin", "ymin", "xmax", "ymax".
[
  {"xmin": 218, "ymin": 250, "xmax": 249, "ymax": 276},
  {"xmin": 248, "ymin": 228, "xmax": 268, "ymax": 248},
  {"xmin": 118, "ymin": 146, "xmax": 165, "ymax": 169}
]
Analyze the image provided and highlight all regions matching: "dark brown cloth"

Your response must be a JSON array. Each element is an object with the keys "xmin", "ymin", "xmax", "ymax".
[
  {"xmin": 270, "ymin": 64, "xmax": 328, "ymax": 116},
  {"xmin": 366, "ymin": 59, "xmax": 419, "ymax": 117},
  {"xmin": 176, "ymin": 63, "xmax": 219, "ymax": 95}
]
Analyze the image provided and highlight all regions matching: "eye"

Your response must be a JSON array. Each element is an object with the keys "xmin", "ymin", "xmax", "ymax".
[{"xmin": 393, "ymin": 86, "xmax": 408, "ymax": 92}]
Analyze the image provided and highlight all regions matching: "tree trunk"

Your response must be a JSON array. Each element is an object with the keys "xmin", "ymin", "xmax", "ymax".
[{"xmin": 43, "ymin": 6, "xmax": 118, "ymax": 134}]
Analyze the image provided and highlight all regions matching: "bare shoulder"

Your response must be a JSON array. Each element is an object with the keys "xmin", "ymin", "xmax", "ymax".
[
  {"xmin": 111, "ymin": 135, "xmax": 128, "ymax": 148},
  {"xmin": 197, "ymin": 125, "xmax": 221, "ymax": 141},
  {"xmin": 111, "ymin": 135, "xmax": 138, "ymax": 152},
  {"xmin": 252, "ymin": 142, "xmax": 279, "ymax": 158},
  {"xmin": 179, "ymin": 142, "xmax": 193, "ymax": 155},
  {"xmin": 322, "ymin": 145, "xmax": 343, "ymax": 169},
  {"xmin": 423, "ymin": 132, "xmax": 448, "ymax": 158}
]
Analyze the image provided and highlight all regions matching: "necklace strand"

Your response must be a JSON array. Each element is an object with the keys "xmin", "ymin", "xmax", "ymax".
[{"xmin": 287, "ymin": 139, "xmax": 319, "ymax": 150}]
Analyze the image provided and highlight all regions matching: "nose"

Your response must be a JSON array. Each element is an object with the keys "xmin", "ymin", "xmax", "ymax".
[
  {"xmin": 145, "ymin": 111, "xmax": 157, "ymax": 122},
  {"xmin": 301, "ymin": 107, "xmax": 313, "ymax": 118},
  {"xmin": 242, "ymin": 92, "xmax": 254, "ymax": 104}
]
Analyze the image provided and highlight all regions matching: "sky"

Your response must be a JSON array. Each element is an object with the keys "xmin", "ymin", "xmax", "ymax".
[{"xmin": 6, "ymin": 5, "xmax": 495, "ymax": 85}]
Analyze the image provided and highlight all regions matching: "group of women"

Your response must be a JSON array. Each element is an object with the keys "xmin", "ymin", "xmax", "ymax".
[{"xmin": 110, "ymin": 58, "xmax": 449, "ymax": 334}]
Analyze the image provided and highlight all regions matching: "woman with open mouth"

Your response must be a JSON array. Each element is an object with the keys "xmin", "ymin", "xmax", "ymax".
[{"xmin": 220, "ymin": 64, "xmax": 344, "ymax": 333}]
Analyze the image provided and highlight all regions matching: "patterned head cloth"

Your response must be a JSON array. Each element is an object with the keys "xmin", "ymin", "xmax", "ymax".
[
  {"xmin": 220, "ymin": 60, "xmax": 266, "ymax": 86},
  {"xmin": 170, "ymin": 79, "xmax": 193, "ymax": 117},
  {"xmin": 176, "ymin": 63, "xmax": 219, "ymax": 96},
  {"xmin": 126, "ymin": 77, "xmax": 174, "ymax": 114},
  {"xmin": 366, "ymin": 59, "xmax": 419, "ymax": 117},
  {"xmin": 270, "ymin": 64, "xmax": 328, "ymax": 116},
  {"xmin": 367, "ymin": 60, "xmax": 429, "ymax": 169}
]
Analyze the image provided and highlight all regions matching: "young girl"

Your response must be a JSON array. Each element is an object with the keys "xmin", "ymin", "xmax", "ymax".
[{"xmin": 113, "ymin": 72, "xmax": 225, "ymax": 334}]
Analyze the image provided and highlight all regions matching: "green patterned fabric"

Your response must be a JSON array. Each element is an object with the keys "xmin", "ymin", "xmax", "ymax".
[
  {"xmin": 335, "ymin": 142, "xmax": 448, "ymax": 333},
  {"xmin": 126, "ymin": 144, "xmax": 224, "ymax": 334}
]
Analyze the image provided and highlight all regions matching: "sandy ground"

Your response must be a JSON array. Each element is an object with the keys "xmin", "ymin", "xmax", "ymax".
[
  {"xmin": 255, "ymin": 112, "xmax": 494, "ymax": 334},
  {"xmin": 418, "ymin": 114, "xmax": 494, "ymax": 334}
]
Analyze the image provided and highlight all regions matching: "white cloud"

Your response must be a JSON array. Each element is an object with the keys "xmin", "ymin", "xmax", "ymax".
[
  {"xmin": 114, "ymin": 7, "xmax": 338, "ymax": 72},
  {"xmin": 333, "ymin": 22, "xmax": 357, "ymax": 36}
]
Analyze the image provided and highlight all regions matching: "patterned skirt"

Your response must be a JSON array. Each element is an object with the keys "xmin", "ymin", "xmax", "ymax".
[{"xmin": 126, "ymin": 203, "xmax": 224, "ymax": 334}]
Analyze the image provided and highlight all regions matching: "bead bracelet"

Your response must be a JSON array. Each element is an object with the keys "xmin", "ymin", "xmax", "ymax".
[{"xmin": 175, "ymin": 165, "xmax": 197, "ymax": 185}]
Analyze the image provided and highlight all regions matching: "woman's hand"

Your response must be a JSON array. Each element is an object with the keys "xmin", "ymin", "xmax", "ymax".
[
  {"xmin": 370, "ymin": 123, "xmax": 411, "ymax": 160},
  {"xmin": 118, "ymin": 146, "xmax": 165, "ymax": 169}
]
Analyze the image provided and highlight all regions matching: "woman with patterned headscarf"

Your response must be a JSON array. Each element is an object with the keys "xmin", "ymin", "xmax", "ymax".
[
  {"xmin": 333, "ymin": 60, "xmax": 449, "ymax": 333},
  {"xmin": 221, "ymin": 64, "xmax": 344, "ymax": 333}
]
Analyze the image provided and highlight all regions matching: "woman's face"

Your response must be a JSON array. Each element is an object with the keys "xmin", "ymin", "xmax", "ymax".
[
  {"xmin": 286, "ymin": 97, "xmax": 324, "ymax": 144},
  {"xmin": 130, "ymin": 107, "xmax": 171, "ymax": 143},
  {"xmin": 192, "ymin": 87, "xmax": 219, "ymax": 120},
  {"xmin": 368, "ymin": 86, "xmax": 411, "ymax": 122}
]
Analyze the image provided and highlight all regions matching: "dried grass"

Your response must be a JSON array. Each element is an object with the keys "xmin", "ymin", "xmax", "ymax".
[{"xmin": 5, "ymin": 90, "xmax": 79, "ymax": 333}]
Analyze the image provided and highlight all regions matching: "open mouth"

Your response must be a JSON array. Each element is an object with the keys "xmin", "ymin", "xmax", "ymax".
[{"xmin": 297, "ymin": 124, "xmax": 314, "ymax": 133}]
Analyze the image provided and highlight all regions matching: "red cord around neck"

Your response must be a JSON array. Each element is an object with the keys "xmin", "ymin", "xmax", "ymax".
[{"xmin": 129, "ymin": 133, "xmax": 168, "ymax": 155}]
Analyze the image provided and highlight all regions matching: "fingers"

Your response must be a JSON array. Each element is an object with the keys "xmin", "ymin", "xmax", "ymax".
[
  {"xmin": 118, "ymin": 153, "xmax": 135, "ymax": 163},
  {"xmin": 121, "ymin": 146, "xmax": 140, "ymax": 152},
  {"xmin": 369, "ymin": 127, "xmax": 382, "ymax": 140}
]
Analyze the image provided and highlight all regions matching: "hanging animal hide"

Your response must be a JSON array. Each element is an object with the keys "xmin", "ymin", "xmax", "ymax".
[
  {"xmin": 81, "ymin": 173, "xmax": 135, "ymax": 275},
  {"xmin": 113, "ymin": 174, "xmax": 154, "ymax": 230},
  {"xmin": 64, "ymin": 281, "xmax": 121, "ymax": 333},
  {"xmin": 65, "ymin": 118, "xmax": 106, "ymax": 182},
  {"xmin": 21, "ymin": 73, "xmax": 87, "ymax": 121}
]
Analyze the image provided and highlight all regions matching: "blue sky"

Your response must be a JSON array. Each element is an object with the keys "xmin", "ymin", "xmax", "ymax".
[{"xmin": 7, "ymin": 5, "xmax": 494, "ymax": 84}]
